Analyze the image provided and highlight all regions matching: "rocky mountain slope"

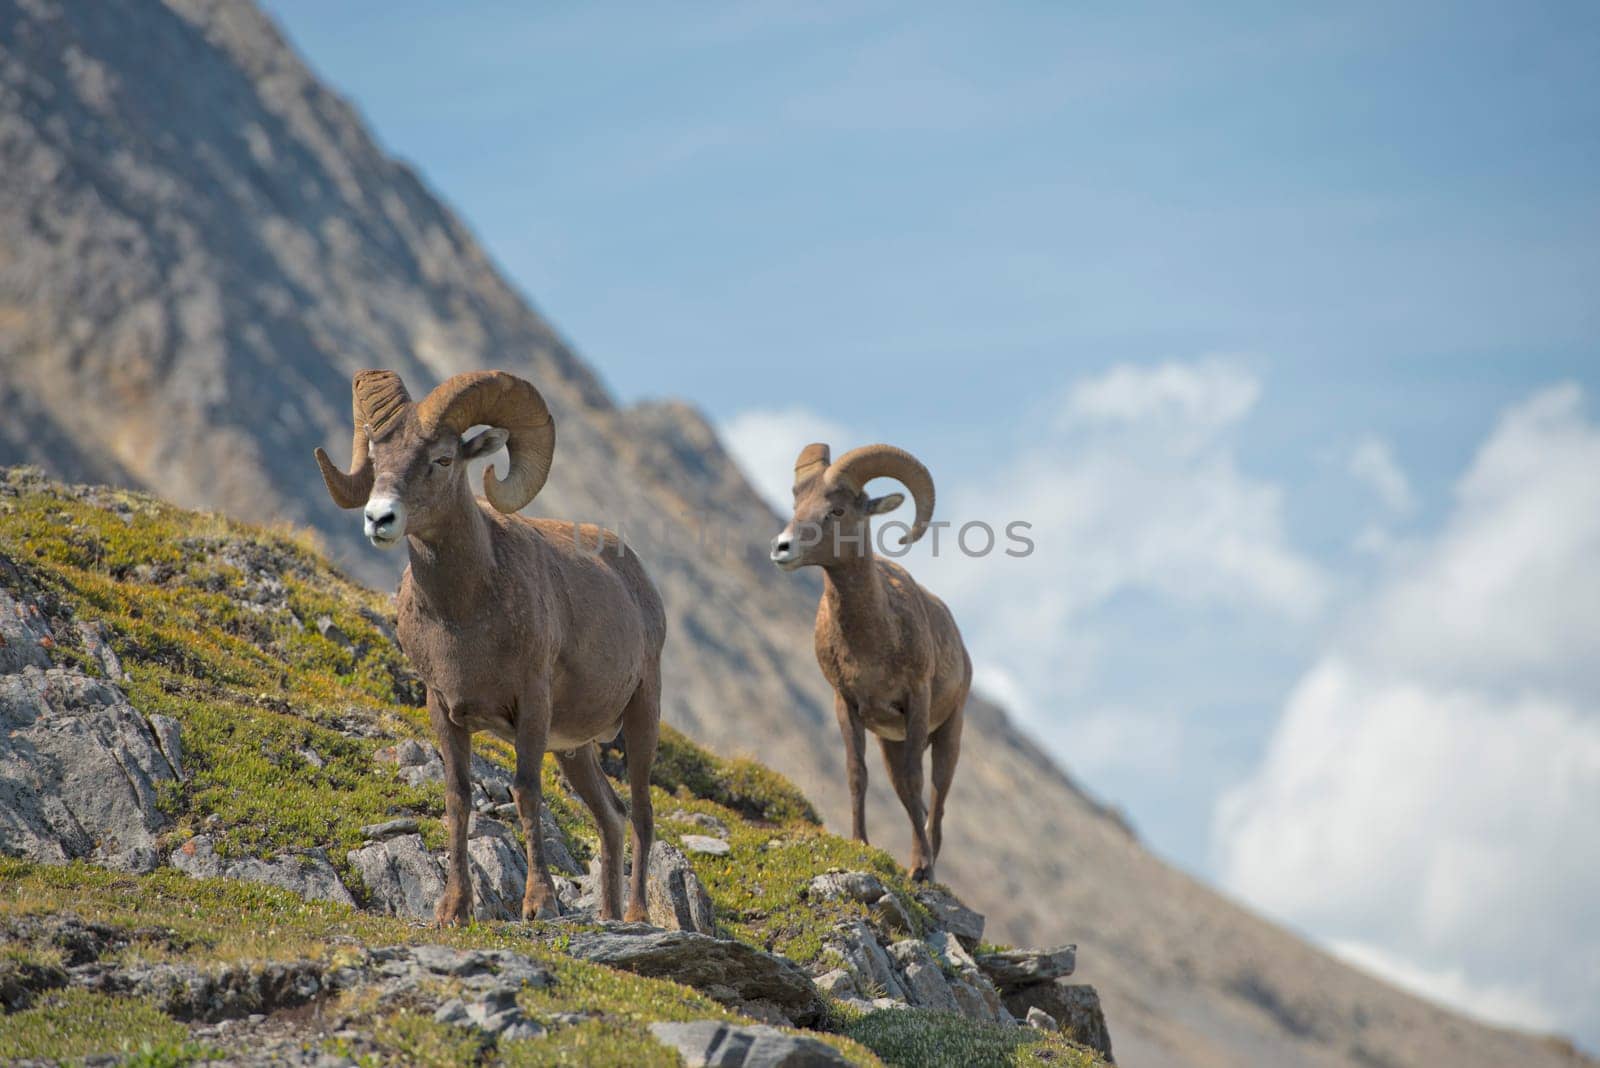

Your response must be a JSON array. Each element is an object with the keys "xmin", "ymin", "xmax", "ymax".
[
  {"xmin": 0, "ymin": 469, "xmax": 1111, "ymax": 1065},
  {"xmin": 0, "ymin": 2, "xmax": 1589, "ymax": 1065}
]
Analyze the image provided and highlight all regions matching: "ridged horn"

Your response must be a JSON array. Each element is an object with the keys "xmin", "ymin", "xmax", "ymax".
[
  {"xmin": 793, "ymin": 443, "xmax": 831, "ymax": 488},
  {"xmin": 314, "ymin": 369, "xmax": 411, "ymax": 509},
  {"xmin": 416, "ymin": 371, "xmax": 555, "ymax": 513},
  {"xmin": 827, "ymin": 444, "xmax": 936, "ymax": 545}
]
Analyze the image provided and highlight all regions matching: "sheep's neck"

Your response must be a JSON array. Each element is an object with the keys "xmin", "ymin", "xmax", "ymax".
[
  {"xmin": 405, "ymin": 488, "xmax": 496, "ymax": 616},
  {"xmin": 822, "ymin": 551, "xmax": 889, "ymax": 643}
]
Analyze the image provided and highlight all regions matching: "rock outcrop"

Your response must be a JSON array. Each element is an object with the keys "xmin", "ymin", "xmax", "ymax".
[
  {"xmin": 0, "ymin": 572, "xmax": 176, "ymax": 873},
  {"xmin": 566, "ymin": 927, "xmax": 829, "ymax": 1028},
  {"xmin": 649, "ymin": 1020, "xmax": 853, "ymax": 1067}
]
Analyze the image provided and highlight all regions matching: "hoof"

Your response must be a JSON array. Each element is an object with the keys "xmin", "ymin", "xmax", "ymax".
[
  {"xmin": 910, "ymin": 865, "xmax": 933, "ymax": 884},
  {"xmin": 433, "ymin": 900, "xmax": 472, "ymax": 928},
  {"xmin": 522, "ymin": 897, "xmax": 562, "ymax": 922},
  {"xmin": 623, "ymin": 904, "xmax": 650, "ymax": 924}
]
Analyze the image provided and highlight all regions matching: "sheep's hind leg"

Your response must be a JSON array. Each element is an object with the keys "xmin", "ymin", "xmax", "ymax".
[
  {"xmin": 514, "ymin": 687, "xmax": 561, "ymax": 921},
  {"xmin": 429, "ymin": 691, "xmax": 474, "ymax": 927},
  {"xmin": 556, "ymin": 743, "xmax": 627, "ymax": 922},
  {"xmin": 620, "ymin": 679, "xmax": 660, "ymax": 924}
]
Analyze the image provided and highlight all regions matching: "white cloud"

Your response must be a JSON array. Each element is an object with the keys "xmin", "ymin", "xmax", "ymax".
[
  {"xmin": 1216, "ymin": 385, "xmax": 1600, "ymax": 1046},
  {"xmin": 1347, "ymin": 435, "xmax": 1415, "ymax": 515},
  {"xmin": 719, "ymin": 407, "xmax": 853, "ymax": 514}
]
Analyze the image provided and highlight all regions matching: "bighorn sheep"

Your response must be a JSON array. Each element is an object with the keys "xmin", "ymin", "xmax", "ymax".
[
  {"xmin": 315, "ymin": 369, "xmax": 665, "ymax": 926},
  {"xmin": 769, "ymin": 443, "xmax": 970, "ymax": 882}
]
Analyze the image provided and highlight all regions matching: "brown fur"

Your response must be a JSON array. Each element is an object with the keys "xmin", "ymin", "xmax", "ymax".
[
  {"xmin": 317, "ymin": 372, "xmax": 665, "ymax": 926},
  {"xmin": 772, "ymin": 444, "xmax": 971, "ymax": 881}
]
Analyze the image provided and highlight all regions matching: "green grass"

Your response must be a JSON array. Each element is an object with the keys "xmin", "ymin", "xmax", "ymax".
[
  {"xmin": 844, "ymin": 1009, "xmax": 1103, "ymax": 1068},
  {"xmin": 0, "ymin": 987, "xmax": 205, "ymax": 1063}
]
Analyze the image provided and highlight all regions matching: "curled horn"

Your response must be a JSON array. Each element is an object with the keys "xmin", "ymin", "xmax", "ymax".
[
  {"xmin": 793, "ymin": 443, "xmax": 831, "ymax": 489},
  {"xmin": 314, "ymin": 370, "xmax": 411, "ymax": 509},
  {"xmin": 416, "ymin": 371, "xmax": 555, "ymax": 513},
  {"xmin": 827, "ymin": 444, "xmax": 936, "ymax": 546}
]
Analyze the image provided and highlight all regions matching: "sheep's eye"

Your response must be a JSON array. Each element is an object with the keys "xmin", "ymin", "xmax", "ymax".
[
  {"xmin": 829, "ymin": 506, "xmax": 846, "ymax": 518},
  {"xmin": 434, "ymin": 457, "xmax": 453, "ymax": 468}
]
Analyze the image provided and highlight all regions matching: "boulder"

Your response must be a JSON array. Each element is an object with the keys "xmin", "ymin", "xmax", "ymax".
[
  {"xmin": 1003, "ymin": 982, "xmax": 1113, "ymax": 1061},
  {"xmin": 647, "ymin": 840, "xmax": 718, "ymax": 934},
  {"xmin": 0, "ymin": 665, "xmax": 174, "ymax": 873},
  {"xmin": 681, "ymin": 834, "xmax": 731, "ymax": 856},
  {"xmin": 887, "ymin": 939, "xmax": 958, "ymax": 1012},
  {"xmin": 805, "ymin": 870, "xmax": 888, "ymax": 905},
  {"xmin": 819, "ymin": 920, "xmax": 905, "ymax": 1002},
  {"xmin": 976, "ymin": 944, "xmax": 1077, "ymax": 991},
  {"xmin": 914, "ymin": 885, "xmax": 984, "ymax": 947},
  {"xmin": 171, "ymin": 835, "xmax": 355, "ymax": 907},
  {"xmin": 1025, "ymin": 1006, "xmax": 1058, "ymax": 1031},
  {"xmin": 649, "ymin": 1020, "xmax": 852, "ymax": 1067},
  {"xmin": 466, "ymin": 818, "xmax": 531, "ymax": 921},
  {"xmin": 927, "ymin": 930, "xmax": 1007, "ymax": 1022},
  {"xmin": 347, "ymin": 833, "xmax": 446, "ymax": 919},
  {"xmin": 0, "ymin": 581, "xmax": 53, "ymax": 673},
  {"xmin": 566, "ymin": 928, "xmax": 827, "ymax": 1027}
]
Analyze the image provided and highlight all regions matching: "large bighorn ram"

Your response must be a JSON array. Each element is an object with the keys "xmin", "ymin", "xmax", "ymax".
[
  {"xmin": 315, "ymin": 369, "xmax": 665, "ymax": 926},
  {"xmin": 769, "ymin": 443, "xmax": 971, "ymax": 882}
]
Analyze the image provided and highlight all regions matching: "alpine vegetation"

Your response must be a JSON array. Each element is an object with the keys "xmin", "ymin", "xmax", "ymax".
[
  {"xmin": 770, "ymin": 443, "xmax": 972, "ymax": 882},
  {"xmin": 315, "ymin": 369, "xmax": 666, "ymax": 925}
]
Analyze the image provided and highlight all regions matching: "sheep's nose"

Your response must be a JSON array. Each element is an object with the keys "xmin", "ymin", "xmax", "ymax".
[
  {"xmin": 363, "ymin": 495, "xmax": 405, "ymax": 547},
  {"xmin": 771, "ymin": 535, "xmax": 791, "ymax": 556}
]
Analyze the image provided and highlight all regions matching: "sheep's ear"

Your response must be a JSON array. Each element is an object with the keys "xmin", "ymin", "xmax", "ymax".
[
  {"xmin": 866, "ymin": 493, "xmax": 904, "ymax": 515},
  {"xmin": 461, "ymin": 427, "xmax": 508, "ymax": 459}
]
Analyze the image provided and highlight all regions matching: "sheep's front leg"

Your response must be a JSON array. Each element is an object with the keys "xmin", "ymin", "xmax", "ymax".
[
  {"xmin": 835, "ymin": 694, "xmax": 869, "ymax": 843},
  {"xmin": 514, "ymin": 682, "xmax": 560, "ymax": 921},
  {"xmin": 429, "ymin": 690, "xmax": 474, "ymax": 927},
  {"xmin": 879, "ymin": 685, "xmax": 934, "ymax": 882}
]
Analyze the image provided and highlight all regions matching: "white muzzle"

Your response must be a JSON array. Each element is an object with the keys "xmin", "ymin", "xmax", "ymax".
[{"xmin": 363, "ymin": 495, "xmax": 405, "ymax": 549}]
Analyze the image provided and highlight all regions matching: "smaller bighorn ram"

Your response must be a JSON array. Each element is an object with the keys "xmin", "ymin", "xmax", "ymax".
[
  {"xmin": 315, "ymin": 369, "xmax": 665, "ymax": 926},
  {"xmin": 770, "ymin": 443, "xmax": 971, "ymax": 882}
]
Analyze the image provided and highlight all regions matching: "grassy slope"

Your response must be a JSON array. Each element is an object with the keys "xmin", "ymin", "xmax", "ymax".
[{"xmin": 0, "ymin": 469, "xmax": 1105, "ymax": 1067}]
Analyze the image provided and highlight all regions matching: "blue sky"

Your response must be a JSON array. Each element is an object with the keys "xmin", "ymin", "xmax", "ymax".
[{"xmin": 264, "ymin": 0, "xmax": 1599, "ymax": 1045}]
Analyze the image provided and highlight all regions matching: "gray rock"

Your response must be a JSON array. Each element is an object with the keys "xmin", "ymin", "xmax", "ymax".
[
  {"xmin": 0, "ymin": 581, "xmax": 54, "ymax": 674},
  {"xmin": 976, "ymin": 945, "xmax": 1077, "ymax": 991},
  {"xmin": 374, "ymin": 738, "xmax": 445, "ymax": 786},
  {"xmin": 148, "ymin": 713, "xmax": 183, "ymax": 779},
  {"xmin": 346, "ymin": 833, "xmax": 446, "ymax": 920},
  {"xmin": 806, "ymin": 870, "xmax": 888, "ymax": 905},
  {"xmin": 466, "ymin": 818, "xmax": 530, "ymax": 921},
  {"xmin": 820, "ymin": 920, "xmax": 905, "ymax": 1002},
  {"xmin": 172, "ymin": 834, "xmax": 355, "ymax": 907},
  {"xmin": 0, "ymin": 665, "xmax": 173, "ymax": 872},
  {"xmin": 567, "ymin": 929, "xmax": 827, "ymax": 1027},
  {"xmin": 914, "ymin": 885, "xmax": 985, "ymax": 947},
  {"xmin": 672, "ymin": 810, "xmax": 730, "ymax": 838},
  {"xmin": 361, "ymin": 818, "xmax": 419, "ymax": 839},
  {"xmin": 872, "ymin": 893, "xmax": 916, "ymax": 935},
  {"xmin": 1003, "ymin": 982, "xmax": 1112, "ymax": 1060},
  {"xmin": 648, "ymin": 1020, "xmax": 852, "ymax": 1067},
  {"xmin": 78, "ymin": 958, "xmax": 328, "ymax": 1022},
  {"xmin": 75, "ymin": 620, "xmax": 126, "ymax": 681},
  {"xmin": 925, "ymin": 929, "xmax": 1006, "ymax": 1021},
  {"xmin": 314, "ymin": 615, "xmax": 352, "ymax": 650},
  {"xmin": 1025, "ymin": 1005, "xmax": 1058, "ymax": 1031},
  {"xmin": 647, "ymin": 840, "xmax": 718, "ymax": 934},
  {"xmin": 887, "ymin": 939, "xmax": 958, "ymax": 1012},
  {"xmin": 681, "ymin": 833, "xmax": 731, "ymax": 856},
  {"xmin": 813, "ymin": 968, "xmax": 858, "ymax": 999}
]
